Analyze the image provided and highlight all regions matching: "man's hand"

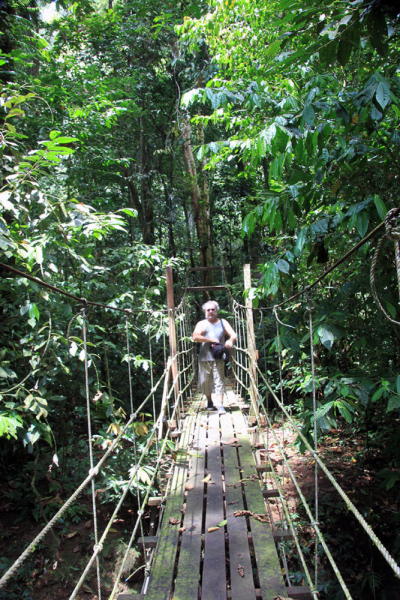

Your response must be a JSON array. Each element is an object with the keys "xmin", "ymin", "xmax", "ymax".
[{"xmin": 224, "ymin": 340, "xmax": 234, "ymax": 349}]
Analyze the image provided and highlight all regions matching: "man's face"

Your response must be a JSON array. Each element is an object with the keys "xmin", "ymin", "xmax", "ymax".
[{"xmin": 206, "ymin": 306, "xmax": 217, "ymax": 319}]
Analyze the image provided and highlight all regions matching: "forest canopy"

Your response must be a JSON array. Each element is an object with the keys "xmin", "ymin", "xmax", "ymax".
[{"xmin": 1, "ymin": 0, "xmax": 400, "ymax": 597}]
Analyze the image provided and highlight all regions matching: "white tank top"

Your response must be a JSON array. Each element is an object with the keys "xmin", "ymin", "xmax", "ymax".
[{"xmin": 198, "ymin": 319, "xmax": 225, "ymax": 361}]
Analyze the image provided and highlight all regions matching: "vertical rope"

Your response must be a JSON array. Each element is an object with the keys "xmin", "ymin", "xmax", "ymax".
[
  {"xmin": 273, "ymin": 307, "xmax": 286, "ymax": 500},
  {"xmin": 147, "ymin": 312, "xmax": 158, "ymax": 454},
  {"xmin": 125, "ymin": 313, "xmax": 134, "ymax": 417},
  {"xmin": 82, "ymin": 307, "xmax": 102, "ymax": 599},
  {"xmin": 306, "ymin": 290, "xmax": 319, "ymax": 589},
  {"xmin": 124, "ymin": 311, "xmax": 147, "ymax": 568}
]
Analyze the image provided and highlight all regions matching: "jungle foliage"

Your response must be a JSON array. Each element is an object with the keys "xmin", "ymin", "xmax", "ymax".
[{"xmin": 0, "ymin": 0, "xmax": 400, "ymax": 596}]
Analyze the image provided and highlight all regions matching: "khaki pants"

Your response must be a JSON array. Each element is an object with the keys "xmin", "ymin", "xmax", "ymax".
[{"xmin": 198, "ymin": 360, "xmax": 225, "ymax": 396}]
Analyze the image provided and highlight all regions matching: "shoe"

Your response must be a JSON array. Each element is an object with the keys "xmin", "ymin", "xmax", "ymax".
[
  {"xmin": 207, "ymin": 404, "xmax": 217, "ymax": 411},
  {"xmin": 218, "ymin": 406, "xmax": 226, "ymax": 415}
]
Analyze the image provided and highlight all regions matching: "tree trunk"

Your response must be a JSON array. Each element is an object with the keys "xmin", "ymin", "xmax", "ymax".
[
  {"xmin": 140, "ymin": 114, "xmax": 154, "ymax": 245},
  {"xmin": 181, "ymin": 113, "xmax": 213, "ymax": 286}
]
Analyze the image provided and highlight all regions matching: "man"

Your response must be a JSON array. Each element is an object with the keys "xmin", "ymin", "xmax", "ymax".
[{"xmin": 192, "ymin": 300, "xmax": 237, "ymax": 415}]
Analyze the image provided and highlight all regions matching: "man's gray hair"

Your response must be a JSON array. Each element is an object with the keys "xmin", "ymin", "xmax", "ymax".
[{"xmin": 202, "ymin": 300, "xmax": 220, "ymax": 314}]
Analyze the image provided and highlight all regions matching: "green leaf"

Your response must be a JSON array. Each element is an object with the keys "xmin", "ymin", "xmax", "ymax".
[
  {"xmin": 0, "ymin": 367, "xmax": 17, "ymax": 378},
  {"xmin": 376, "ymin": 82, "xmax": 390, "ymax": 110},
  {"xmin": 0, "ymin": 415, "xmax": 23, "ymax": 439},
  {"xmin": 317, "ymin": 325, "xmax": 335, "ymax": 350},
  {"xmin": 119, "ymin": 208, "xmax": 138, "ymax": 218},
  {"xmin": 367, "ymin": 7, "xmax": 388, "ymax": 57},
  {"xmin": 387, "ymin": 396, "xmax": 400, "ymax": 412},
  {"xmin": 371, "ymin": 387, "xmax": 384, "ymax": 402},
  {"xmin": 337, "ymin": 402, "xmax": 352, "ymax": 423},
  {"xmin": 337, "ymin": 39, "xmax": 352, "ymax": 67},
  {"xmin": 265, "ymin": 40, "xmax": 281, "ymax": 58},
  {"xmin": 277, "ymin": 259, "xmax": 289, "ymax": 274},
  {"xmin": 303, "ymin": 103, "xmax": 315, "ymax": 127},
  {"xmin": 371, "ymin": 105, "xmax": 382, "ymax": 121},
  {"xmin": 52, "ymin": 137, "xmax": 78, "ymax": 144},
  {"xmin": 386, "ymin": 301, "xmax": 396, "ymax": 319},
  {"xmin": 218, "ymin": 519, "xmax": 227, "ymax": 527},
  {"xmin": 294, "ymin": 227, "xmax": 308, "ymax": 257},
  {"xmin": 355, "ymin": 212, "xmax": 368, "ymax": 238},
  {"xmin": 374, "ymin": 195, "xmax": 387, "ymax": 220},
  {"xmin": 29, "ymin": 303, "xmax": 40, "ymax": 320}
]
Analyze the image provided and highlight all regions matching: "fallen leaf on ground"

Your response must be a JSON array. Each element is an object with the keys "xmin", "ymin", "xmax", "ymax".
[
  {"xmin": 85, "ymin": 520, "xmax": 92, "ymax": 528},
  {"xmin": 238, "ymin": 564, "xmax": 245, "ymax": 577},
  {"xmin": 228, "ymin": 500, "xmax": 239, "ymax": 505},
  {"xmin": 233, "ymin": 510, "xmax": 268, "ymax": 523},
  {"xmin": 273, "ymin": 596, "xmax": 294, "ymax": 600},
  {"xmin": 218, "ymin": 520, "xmax": 227, "ymax": 527},
  {"xmin": 201, "ymin": 474, "xmax": 211, "ymax": 483},
  {"xmin": 73, "ymin": 546, "xmax": 80, "ymax": 553},
  {"xmin": 185, "ymin": 483, "xmax": 194, "ymax": 491},
  {"xmin": 66, "ymin": 532, "xmax": 77, "ymax": 539},
  {"xmin": 223, "ymin": 438, "xmax": 239, "ymax": 445},
  {"xmin": 169, "ymin": 517, "xmax": 180, "ymax": 525},
  {"xmin": 208, "ymin": 526, "xmax": 219, "ymax": 532},
  {"xmin": 179, "ymin": 526, "xmax": 187, "ymax": 533}
]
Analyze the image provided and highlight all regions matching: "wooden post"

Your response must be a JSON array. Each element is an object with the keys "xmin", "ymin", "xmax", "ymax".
[
  {"xmin": 158, "ymin": 357, "xmax": 172, "ymax": 440},
  {"xmin": 243, "ymin": 264, "xmax": 259, "ymax": 419},
  {"xmin": 166, "ymin": 266, "xmax": 180, "ymax": 422}
]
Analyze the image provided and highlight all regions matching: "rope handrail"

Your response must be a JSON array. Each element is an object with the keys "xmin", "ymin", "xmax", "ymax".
[
  {"xmin": 0, "ymin": 261, "xmax": 170, "ymax": 314},
  {"xmin": 70, "ymin": 366, "xmax": 195, "ymax": 598},
  {"xmin": 231, "ymin": 356, "xmax": 359, "ymax": 598},
  {"xmin": 108, "ymin": 371, "xmax": 195, "ymax": 599},
  {"xmin": 249, "ymin": 356, "xmax": 400, "ymax": 579},
  {"xmin": 0, "ymin": 354, "xmax": 174, "ymax": 589}
]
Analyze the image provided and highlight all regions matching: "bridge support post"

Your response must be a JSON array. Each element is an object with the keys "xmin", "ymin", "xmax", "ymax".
[
  {"xmin": 166, "ymin": 266, "xmax": 181, "ymax": 423},
  {"xmin": 243, "ymin": 264, "xmax": 259, "ymax": 420}
]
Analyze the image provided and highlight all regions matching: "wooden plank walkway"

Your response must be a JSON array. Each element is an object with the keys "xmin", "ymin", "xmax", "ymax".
[{"xmin": 122, "ymin": 386, "xmax": 296, "ymax": 600}]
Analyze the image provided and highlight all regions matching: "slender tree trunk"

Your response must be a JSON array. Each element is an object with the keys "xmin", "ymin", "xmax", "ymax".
[
  {"xmin": 140, "ymin": 114, "xmax": 154, "ymax": 245},
  {"xmin": 181, "ymin": 113, "xmax": 213, "ymax": 285}
]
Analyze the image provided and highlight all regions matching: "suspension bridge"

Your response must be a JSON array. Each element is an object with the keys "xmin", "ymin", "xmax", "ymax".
[{"xmin": 1, "ymin": 211, "xmax": 400, "ymax": 600}]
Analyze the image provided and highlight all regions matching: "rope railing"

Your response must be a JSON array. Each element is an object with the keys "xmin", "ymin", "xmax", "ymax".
[
  {"xmin": 231, "ymin": 345, "xmax": 350, "ymax": 597},
  {"xmin": 0, "ymin": 334, "xmax": 192, "ymax": 590},
  {"xmin": 108, "ymin": 370, "xmax": 195, "ymax": 599},
  {"xmin": 251, "ymin": 354, "xmax": 400, "ymax": 580},
  {"xmin": 70, "ymin": 364, "xmax": 195, "ymax": 599},
  {"xmin": 230, "ymin": 286, "xmax": 400, "ymax": 597}
]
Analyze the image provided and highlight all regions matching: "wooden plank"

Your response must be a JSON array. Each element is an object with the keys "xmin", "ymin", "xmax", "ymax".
[
  {"xmin": 184, "ymin": 286, "xmax": 227, "ymax": 292},
  {"xmin": 187, "ymin": 266, "xmax": 223, "ymax": 272},
  {"xmin": 173, "ymin": 410, "xmax": 206, "ymax": 600},
  {"xmin": 231, "ymin": 408, "xmax": 286, "ymax": 599},
  {"xmin": 137, "ymin": 536, "xmax": 158, "ymax": 549},
  {"xmin": 148, "ymin": 496, "xmax": 163, "ymax": 507},
  {"xmin": 222, "ymin": 406, "xmax": 256, "ymax": 600},
  {"xmin": 202, "ymin": 411, "xmax": 226, "ymax": 600},
  {"xmin": 271, "ymin": 530, "xmax": 294, "ymax": 542},
  {"xmin": 262, "ymin": 489, "xmax": 279, "ymax": 499},
  {"xmin": 286, "ymin": 586, "xmax": 313, "ymax": 599},
  {"xmin": 145, "ymin": 401, "xmax": 199, "ymax": 599}
]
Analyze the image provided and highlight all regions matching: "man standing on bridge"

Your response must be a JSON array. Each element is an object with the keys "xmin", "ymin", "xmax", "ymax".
[{"xmin": 193, "ymin": 300, "xmax": 237, "ymax": 415}]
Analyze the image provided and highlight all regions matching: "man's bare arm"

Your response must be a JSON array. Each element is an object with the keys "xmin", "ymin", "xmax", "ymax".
[{"xmin": 223, "ymin": 320, "xmax": 237, "ymax": 349}]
